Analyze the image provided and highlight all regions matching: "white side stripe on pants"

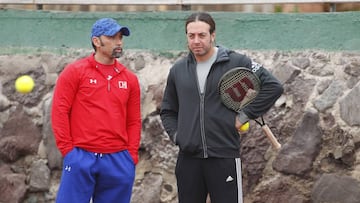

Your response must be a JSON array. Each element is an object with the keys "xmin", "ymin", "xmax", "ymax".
[{"xmin": 235, "ymin": 158, "xmax": 243, "ymax": 203}]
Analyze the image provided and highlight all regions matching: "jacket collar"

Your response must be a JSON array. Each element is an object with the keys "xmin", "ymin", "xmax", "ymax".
[{"xmin": 88, "ymin": 53, "xmax": 126, "ymax": 73}]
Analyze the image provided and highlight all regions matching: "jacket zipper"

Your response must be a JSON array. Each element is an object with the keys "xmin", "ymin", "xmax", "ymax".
[
  {"xmin": 199, "ymin": 93, "xmax": 208, "ymax": 158},
  {"xmin": 107, "ymin": 77, "xmax": 111, "ymax": 92},
  {"xmin": 95, "ymin": 64, "xmax": 115, "ymax": 92},
  {"xmin": 199, "ymin": 61, "xmax": 218, "ymax": 158},
  {"xmin": 195, "ymin": 65, "xmax": 208, "ymax": 158}
]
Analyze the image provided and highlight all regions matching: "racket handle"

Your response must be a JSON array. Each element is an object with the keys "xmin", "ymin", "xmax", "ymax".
[{"xmin": 261, "ymin": 125, "xmax": 281, "ymax": 150}]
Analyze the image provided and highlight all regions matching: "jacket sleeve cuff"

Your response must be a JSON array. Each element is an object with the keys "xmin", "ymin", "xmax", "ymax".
[{"xmin": 237, "ymin": 110, "xmax": 250, "ymax": 124}]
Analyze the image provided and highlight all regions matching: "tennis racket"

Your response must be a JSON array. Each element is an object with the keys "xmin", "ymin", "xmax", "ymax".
[{"xmin": 218, "ymin": 67, "xmax": 281, "ymax": 150}]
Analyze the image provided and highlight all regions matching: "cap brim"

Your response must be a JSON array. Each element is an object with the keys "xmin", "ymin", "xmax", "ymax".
[{"xmin": 119, "ymin": 27, "xmax": 130, "ymax": 36}]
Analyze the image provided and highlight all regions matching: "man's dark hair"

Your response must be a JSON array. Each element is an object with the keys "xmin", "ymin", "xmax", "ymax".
[{"xmin": 185, "ymin": 12, "xmax": 216, "ymax": 34}]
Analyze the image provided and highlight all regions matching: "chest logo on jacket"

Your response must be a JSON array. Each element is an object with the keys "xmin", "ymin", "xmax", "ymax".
[
  {"xmin": 89, "ymin": 79, "xmax": 97, "ymax": 84},
  {"xmin": 118, "ymin": 81, "xmax": 128, "ymax": 89}
]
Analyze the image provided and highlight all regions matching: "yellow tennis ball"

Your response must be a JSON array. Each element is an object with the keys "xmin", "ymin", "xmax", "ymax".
[
  {"xmin": 15, "ymin": 75, "xmax": 35, "ymax": 93},
  {"xmin": 239, "ymin": 122, "xmax": 250, "ymax": 132}
]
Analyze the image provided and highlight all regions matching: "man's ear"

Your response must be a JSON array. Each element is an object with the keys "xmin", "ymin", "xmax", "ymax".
[
  {"xmin": 92, "ymin": 37, "xmax": 100, "ymax": 47},
  {"xmin": 211, "ymin": 32, "xmax": 216, "ymax": 42}
]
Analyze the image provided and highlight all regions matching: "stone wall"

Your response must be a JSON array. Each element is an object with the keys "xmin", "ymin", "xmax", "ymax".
[{"xmin": 0, "ymin": 49, "xmax": 360, "ymax": 203}]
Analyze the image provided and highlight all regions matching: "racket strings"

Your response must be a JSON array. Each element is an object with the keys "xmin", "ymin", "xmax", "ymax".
[{"xmin": 219, "ymin": 70, "xmax": 260, "ymax": 112}]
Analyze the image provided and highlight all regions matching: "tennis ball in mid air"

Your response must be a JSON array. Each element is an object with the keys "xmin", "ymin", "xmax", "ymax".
[
  {"xmin": 15, "ymin": 75, "xmax": 35, "ymax": 93},
  {"xmin": 239, "ymin": 122, "xmax": 250, "ymax": 132}
]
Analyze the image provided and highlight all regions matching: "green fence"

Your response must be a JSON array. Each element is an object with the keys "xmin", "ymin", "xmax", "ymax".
[{"xmin": 0, "ymin": 9, "xmax": 359, "ymax": 53}]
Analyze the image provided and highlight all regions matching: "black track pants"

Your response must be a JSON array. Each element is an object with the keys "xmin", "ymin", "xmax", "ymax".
[{"xmin": 175, "ymin": 154, "xmax": 243, "ymax": 203}]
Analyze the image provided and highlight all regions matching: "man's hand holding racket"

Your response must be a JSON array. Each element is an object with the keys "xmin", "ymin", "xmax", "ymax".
[{"xmin": 218, "ymin": 67, "xmax": 281, "ymax": 150}]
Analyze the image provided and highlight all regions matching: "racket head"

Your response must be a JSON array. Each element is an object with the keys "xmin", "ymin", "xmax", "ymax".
[{"xmin": 218, "ymin": 67, "xmax": 261, "ymax": 112}]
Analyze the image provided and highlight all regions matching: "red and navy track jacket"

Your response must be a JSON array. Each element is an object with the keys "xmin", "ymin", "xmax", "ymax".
[{"xmin": 51, "ymin": 53, "xmax": 141, "ymax": 164}]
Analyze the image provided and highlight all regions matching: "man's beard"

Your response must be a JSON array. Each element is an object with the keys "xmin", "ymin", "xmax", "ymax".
[
  {"xmin": 188, "ymin": 39, "xmax": 213, "ymax": 57},
  {"xmin": 112, "ymin": 47, "xmax": 123, "ymax": 58}
]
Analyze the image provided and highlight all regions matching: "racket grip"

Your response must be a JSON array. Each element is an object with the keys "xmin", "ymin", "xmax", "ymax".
[{"xmin": 261, "ymin": 125, "xmax": 281, "ymax": 150}]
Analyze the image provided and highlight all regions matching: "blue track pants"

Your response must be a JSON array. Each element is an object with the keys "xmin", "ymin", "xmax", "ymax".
[{"xmin": 55, "ymin": 147, "xmax": 135, "ymax": 203}]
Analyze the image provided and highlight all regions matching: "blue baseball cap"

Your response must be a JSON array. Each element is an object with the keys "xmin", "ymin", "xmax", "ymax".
[{"xmin": 91, "ymin": 18, "xmax": 130, "ymax": 38}]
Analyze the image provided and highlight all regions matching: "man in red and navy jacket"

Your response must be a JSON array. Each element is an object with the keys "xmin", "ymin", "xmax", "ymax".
[{"xmin": 51, "ymin": 18, "xmax": 141, "ymax": 203}]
